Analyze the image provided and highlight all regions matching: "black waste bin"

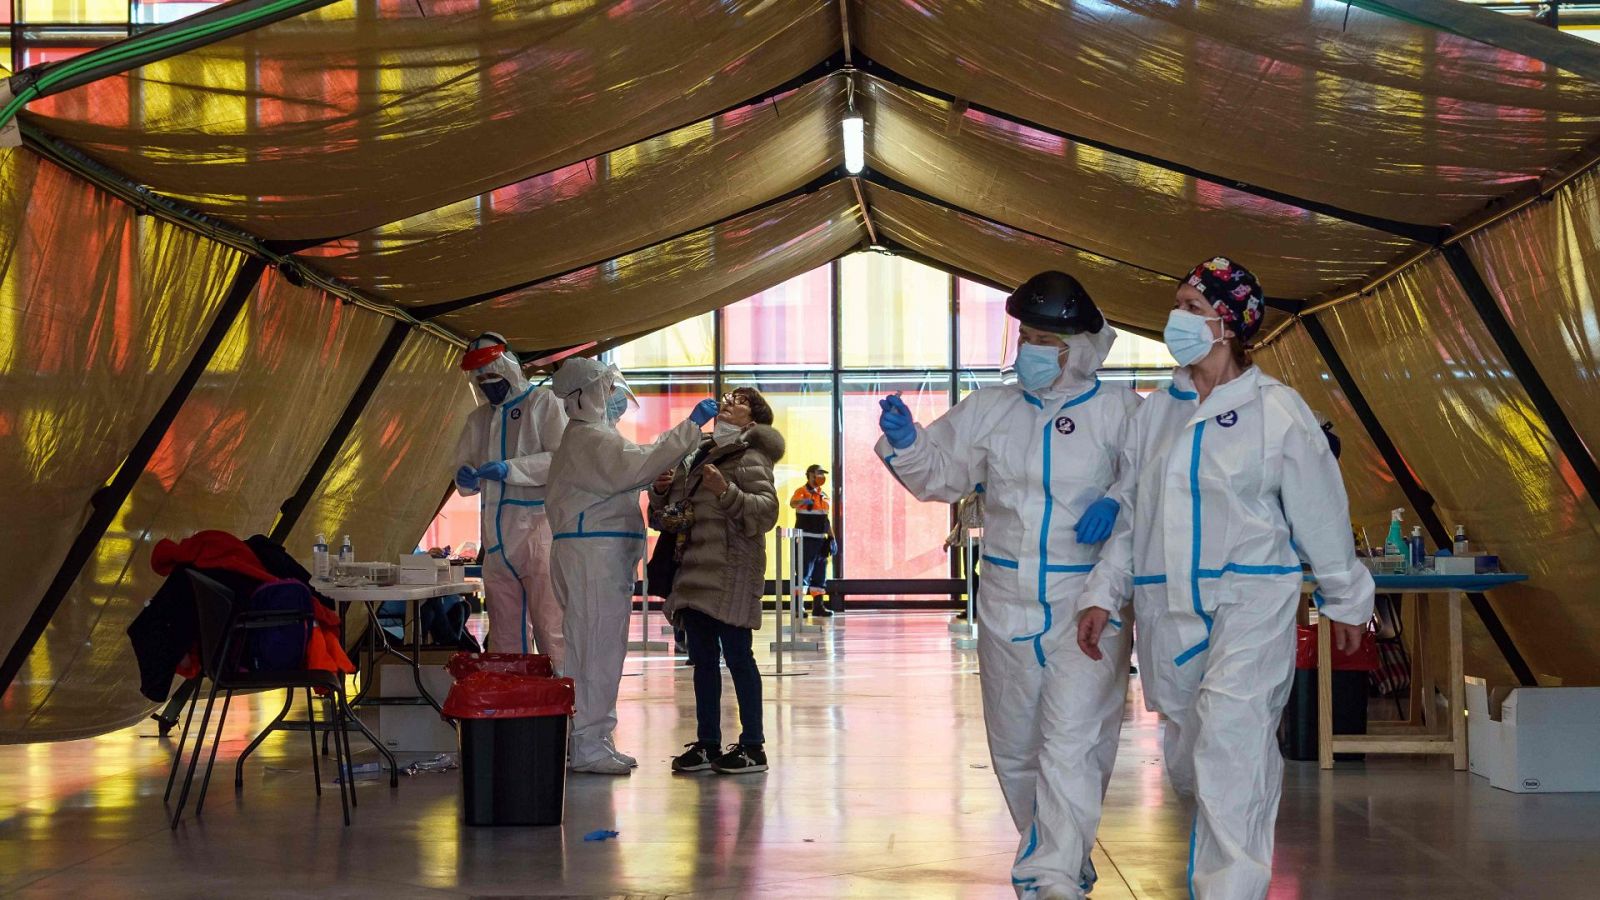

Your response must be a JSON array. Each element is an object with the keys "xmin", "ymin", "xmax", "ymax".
[
  {"xmin": 1279, "ymin": 624, "xmax": 1375, "ymax": 762},
  {"xmin": 444, "ymin": 671, "xmax": 574, "ymax": 826}
]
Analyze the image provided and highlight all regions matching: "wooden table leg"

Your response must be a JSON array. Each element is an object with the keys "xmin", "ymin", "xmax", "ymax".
[
  {"xmin": 1449, "ymin": 591, "xmax": 1467, "ymax": 771},
  {"xmin": 1403, "ymin": 593, "xmax": 1422, "ymax": 727},
  {"xmin": 1318, "ymin": 614, "xmax": 1334, "ymax": 769}
]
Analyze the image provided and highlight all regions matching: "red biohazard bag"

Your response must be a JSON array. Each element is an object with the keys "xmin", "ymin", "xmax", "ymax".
[
  {"xmin": 442, "ymin": 672, "xmax": 575, "ymax": 719},
  {"xmin": 446, "ymin": 652, "xmax": 553, "ymax": 680},
  {"xmin": 1294, "ymin": 624, "xmax": 1378, "ymax": 671}
]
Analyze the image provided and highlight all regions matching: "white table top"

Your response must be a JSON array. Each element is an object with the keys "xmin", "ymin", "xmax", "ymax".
[{"xmin": 314, "ymin": 580, "xmax": 479, "ymax": 603}]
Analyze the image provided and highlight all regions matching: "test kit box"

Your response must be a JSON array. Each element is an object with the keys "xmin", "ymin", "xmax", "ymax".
[
  {"xmin": 1467, "ymin": 677, "xmax": 1600, "ymax": 793},
  {"xmin": 398, "ymin": 556, "xmax": 452, "ymax": 585}
]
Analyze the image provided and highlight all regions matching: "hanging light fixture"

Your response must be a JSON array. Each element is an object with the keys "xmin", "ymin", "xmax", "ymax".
[{"xmin": 842, "ymin": 114, "xmax": 865, "ymax": 175}]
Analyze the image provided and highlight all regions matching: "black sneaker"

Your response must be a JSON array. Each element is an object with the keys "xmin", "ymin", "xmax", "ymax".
[
  {"xmin": 711, "ymin": 744, "xmax": 768, "ymax": 774},
  {"xmin": 671, "ymin": 742, "xmax": 718, "ymax": 773}
]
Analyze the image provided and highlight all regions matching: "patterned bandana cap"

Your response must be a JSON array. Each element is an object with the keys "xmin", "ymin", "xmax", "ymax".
[{"xmin": 1186, "ymin": 256, "xmax": 1265, "ymax": 342}]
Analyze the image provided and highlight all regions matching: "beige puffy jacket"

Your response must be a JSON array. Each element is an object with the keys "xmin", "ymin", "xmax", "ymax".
[{"xmin": 649, "ymin": 425, "xmax": 785, "ymax": 630}]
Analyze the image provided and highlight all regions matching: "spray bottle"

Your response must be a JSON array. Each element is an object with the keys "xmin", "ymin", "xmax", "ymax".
[{"xmin": 1384, "ymin": 509, "xmax": 1405, "ymax": 564}]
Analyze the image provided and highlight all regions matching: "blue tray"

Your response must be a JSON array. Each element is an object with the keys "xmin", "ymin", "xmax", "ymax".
[{"xmin": 1304, "ymin": 572, "xmax": 1527, "ymax": 591}]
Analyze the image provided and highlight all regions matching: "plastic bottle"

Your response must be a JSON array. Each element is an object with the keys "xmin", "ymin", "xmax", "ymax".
[
  {"xmin": 1453, "ymin": 524, "xmax": 1470, "ymax": 556},
  {"xmin": 1408, "ymin": 526, "xmax": 1426, "ymax": 572},
  {"xmin": 312, "ymin": 534, "xmax": 330, "ymax": 580},
  {"xmin": 1384, "ymin": 509, "xmax": 1405, "ymax": 564},
  {"xmin": 339, "ymin": 535, "xmax": 354, "ymax": 564}
]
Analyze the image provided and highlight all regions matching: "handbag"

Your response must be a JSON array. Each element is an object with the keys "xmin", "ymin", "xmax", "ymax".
[{"xmin": 645, "ymin": 533, "xmax": 684, "ymax": 599}]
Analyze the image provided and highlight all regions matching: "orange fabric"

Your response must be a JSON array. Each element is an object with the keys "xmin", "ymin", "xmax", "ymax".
[
  {"xmin": 791, "ymin": 484, "xmax": 829, "ymax": 513},
  {"xmin": 305, "ymin": 600, "xmax": 356, "ymax": 676}
]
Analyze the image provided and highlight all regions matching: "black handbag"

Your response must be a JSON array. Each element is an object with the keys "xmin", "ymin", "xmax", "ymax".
[{"xmin": 645, "ymin": 533, "xmax": 683, "ymax": 599}]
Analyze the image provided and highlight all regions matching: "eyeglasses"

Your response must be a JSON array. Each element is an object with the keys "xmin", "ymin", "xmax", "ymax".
[{"xmin": 720, "ymin": 392, "xmax": 750, "ymax": 407}]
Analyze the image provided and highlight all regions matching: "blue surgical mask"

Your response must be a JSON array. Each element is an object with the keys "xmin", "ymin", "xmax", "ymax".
[
  {"xmin": 1014, "ymin": 342, "xmax": 1064, "ymax": 391},
  {"xmin": 479, "ymin": 377, "xmax": 511, "ymax": 405},
  {"xmin": 605, "ymin": 387, "xmax": 630, "ymax": 422},
  {"xmin": 1163, "ymin": 309, "xmax": 1223, "ymax": 367}
]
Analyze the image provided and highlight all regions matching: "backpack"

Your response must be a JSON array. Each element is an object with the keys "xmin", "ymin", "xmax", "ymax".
[{"xmin": 246, "ymin": 579, "xmax": 313, "ymax": 672}]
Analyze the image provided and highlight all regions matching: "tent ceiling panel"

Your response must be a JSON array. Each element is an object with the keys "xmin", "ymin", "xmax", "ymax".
[
  {"xmin": 865, "ymin": 184, "xmax": 1177, "ymax": 334},
  {"xmin": 863, "ymin": 76, "xmax": 1416, "ymax": 302},
  {"xmin": 303, "ymin": 76, "xmax": 846, "ymax": 306},
  {"xmin": 1, "ymin": 271, "xmax": 391, "ymax": 741},
  {"xmin": 1326, "ymin": 256, "xmax": 1600, "ymax": 684},
  {"xmin": 27, "ymin": 0, "xmax": 839, "ymax": 240},
  {"xmin": 856, "ymin": 0, "xmax": 1600, "ymax": 227},
  {"xmin": 435, "ymin": 180, "xmax": 864, "ymax": 349}
]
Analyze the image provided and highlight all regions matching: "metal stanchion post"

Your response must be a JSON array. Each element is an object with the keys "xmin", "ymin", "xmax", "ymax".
[
  {"xmin": 627, "ymin": 540, "xmax": 666, "ymax": 652},
  {"xmin": 765, "ymin": 528, "xmax": 807, "ymax": 675},
  {"xmin": 788, "ymin": 529, "xmax": 823, "ymax": 635},
  {"xmin": 954, "ymin": 531, "xmax": 979, "ymax": 650}
]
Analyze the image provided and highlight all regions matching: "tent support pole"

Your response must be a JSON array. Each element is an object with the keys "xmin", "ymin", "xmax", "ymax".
[
  {"xmin": 0, "ymin": 257, "xmax": 268, "ymax": 697},
  {"xmin": 1441, "ymin": 243, "xmax": 1600, "ymax": 513},
  {"xmin": 1301, "ymin": 313, "xmax": 1536, "ymax": 686},
  {"xmin": 268, "ymin": 320, "xmax": 413, "ymax": 545}
]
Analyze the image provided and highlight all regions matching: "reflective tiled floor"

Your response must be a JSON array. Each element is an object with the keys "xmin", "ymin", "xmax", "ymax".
[{"xmin": 2, "ymin": 611, "xmax": 1597, "ymax": 898}]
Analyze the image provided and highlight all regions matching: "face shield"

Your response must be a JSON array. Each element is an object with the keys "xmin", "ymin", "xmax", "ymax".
[{"xmin": 605, "ymin": 370, "xmax": 639, "ymax": 423}]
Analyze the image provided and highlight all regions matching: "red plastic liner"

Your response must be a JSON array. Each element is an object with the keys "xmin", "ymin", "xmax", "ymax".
[
  {"xmin": 1294, "ymin": 624, "xmax": 1378, "ymax": 671},
  {"xmin": 442, "ymin": 672, "xmax": 574, "ymax": 719},
  {"xmin": 446, "ymin": 651, "xmax": 553, "ymax": 680}
]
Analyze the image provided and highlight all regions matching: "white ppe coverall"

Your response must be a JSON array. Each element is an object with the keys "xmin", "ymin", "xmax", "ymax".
[
  {"xmin": 546, "ymin": 359, "xmax": 703, "ymax": 769},
  {"xmin": 1082, "ymin": 366, "xmax": 1374, "ymax": 900},
  {"xmin": 454, "ymin": 354, "xmax": 568, "ymax": 663},
  {"xmin": 876, "ymin": 330, "xmax": 1138, "ymax": 899}
]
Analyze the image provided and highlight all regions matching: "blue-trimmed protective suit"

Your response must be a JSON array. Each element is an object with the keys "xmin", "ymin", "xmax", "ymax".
[
  {"xmin": 547, "ymin": 358, "xmax": 704, "ymax": 772},
  {"xmin": 876, "ymin": 330, "xmax": 1138, "ymax": 899},
  {"xmin": 454, "ymin": 350, "xmax": 568, "ymax": 664},
  {"xmin": 1082, "ymin": 365, "xmax": 1374, "ymax": 899}
]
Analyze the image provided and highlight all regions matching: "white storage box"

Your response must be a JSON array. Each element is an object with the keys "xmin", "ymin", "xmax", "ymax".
[
  {"xmin": 397, "ymin": 556, "xmax": 451, "ymax": 584},
  {"xmin": 372, "ymin": 664, "xmax": 457, "ymax": 752},
  {"xmin": 1434, "ymin": 554, "xmax": 1500, "ymax": 575},
  {"xmin": 1467, "ymin": 677, "xmax": 1600, "ymax": 793}
]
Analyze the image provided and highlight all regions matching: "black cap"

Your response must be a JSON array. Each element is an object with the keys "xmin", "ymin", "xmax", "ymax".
[
  {"xmin": 1004, "ymin": 271, "xmax": 1104, "ymax": 335},
  {"xmin": 807, "ymin": 464, "xmax": 828, "ymax": 476}
]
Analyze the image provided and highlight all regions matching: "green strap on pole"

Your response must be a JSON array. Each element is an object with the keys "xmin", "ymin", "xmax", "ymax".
[{"xmin": 0, "ymin": 0, "xmax": 339, "ymax": 132}]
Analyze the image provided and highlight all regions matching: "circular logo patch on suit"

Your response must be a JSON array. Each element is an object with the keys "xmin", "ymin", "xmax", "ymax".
[
  {"xmin": 1055, "ymin": 416, "xmax": 1076, "ymax": 435},
  {"xmin": 510, "ymin": 408, "xmax": 523, "ymax": 420},
  {"xmin": 1216, "ymin": 410, "xmax": 1238, "ymax": 428}
]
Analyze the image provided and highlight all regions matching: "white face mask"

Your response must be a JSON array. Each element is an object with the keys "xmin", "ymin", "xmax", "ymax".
[
  {"xmin": 1163, "ymin": 309, "xmax": 1224, "ymax": 367},
  {"xmin": 712, "ymin": 420, "xmax": 744, "ymax": 446}
]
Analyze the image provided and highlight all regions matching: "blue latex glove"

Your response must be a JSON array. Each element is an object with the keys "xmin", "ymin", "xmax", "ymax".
[
  {"xmin": 455, "ymin": 465, "xmax": 480, "ymax": 493},
  {"xmin": 689, "ymin": 398, "xmax": 720, "ymax": 427},
  {"xmin": 879, "ymin": 395, "xmax": 917, "ymax": 449},
  {"xmin": 476, "ymin": 461, "xmax": 509, "ymax": 482},
  {"xmin": 1075, "ymin": 497, "xmax": 1119, "ymax": 545}
]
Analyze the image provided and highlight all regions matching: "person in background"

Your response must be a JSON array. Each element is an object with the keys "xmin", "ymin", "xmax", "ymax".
[
  {"xmin": 876, "ymin": 271, "xmax": 1139, "ymax": 900},
  {"xmin": 547, "ymin": 357, "xmax": 717, "ymax": 775},
  {"xmin": 790, "ymin": 464, "xmax": 834, "ymax": 618},
  {"xmin": 453, "ymin": 333, "xmax": 567, "ymax": 666},
  {"xmin": 1076, "ymin": 257, "xmax": 1374, "ymax": 899},
  {"xmin": 653, "ymin": 388, "xmax": 784, "ymax": 775}
]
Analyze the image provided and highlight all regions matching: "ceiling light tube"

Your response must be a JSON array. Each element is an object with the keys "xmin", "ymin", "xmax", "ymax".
[{"xmin": 842, "ymin": 115, "xmax": 865, "ymax": 175}]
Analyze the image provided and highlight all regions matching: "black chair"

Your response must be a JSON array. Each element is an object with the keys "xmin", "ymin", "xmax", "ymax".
[{"xmin": 165, "ymin": 570, "xmax": 360, "ymax": 828}]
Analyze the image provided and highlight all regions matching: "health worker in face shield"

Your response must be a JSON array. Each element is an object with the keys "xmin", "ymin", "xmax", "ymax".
[
  {"xmin": 1076, "ymin": 257, "xmax": 1374, "ymax": 900},
  {"xmin": 546, "ymin": 356, "xmax": 718, "ymax": 775},
  {"xmin": 453, "ymin": 333, "xmax": 569, "ymax": 667},
  {"xmin": 876, "ymin": 271, "xmax": 1140, "ymax": 900}
]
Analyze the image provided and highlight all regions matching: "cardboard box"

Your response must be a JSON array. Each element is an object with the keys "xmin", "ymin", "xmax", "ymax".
[
  {"xmin": 1467, "ymin": 677, "xmax": 1600, "ymax": 793},
  {"xmin": 371, "ymin": 664, "xmax": 457, "ymax": 753}
]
